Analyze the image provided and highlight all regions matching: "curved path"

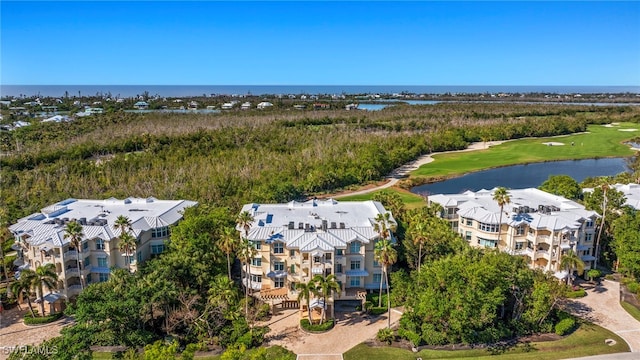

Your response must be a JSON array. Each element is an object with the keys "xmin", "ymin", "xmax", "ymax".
[
  {"xmin": 332, "ymin": 140, "xmax": 506, "ymax": 198},
  {"xmin": 565, "ymin": 279, "xmax": 640, "ymax": 354}
]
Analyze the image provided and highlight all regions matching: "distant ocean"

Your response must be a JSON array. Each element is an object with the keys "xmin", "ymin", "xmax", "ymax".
[{"xmin": 2, "ymin": 85, "xmax": 639, "ymax": 98}]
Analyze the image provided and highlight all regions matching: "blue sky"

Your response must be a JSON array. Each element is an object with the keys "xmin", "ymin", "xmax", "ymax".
[{"xmin": 2, "ymin": 1, "xmax": 639, "ymax": 86}]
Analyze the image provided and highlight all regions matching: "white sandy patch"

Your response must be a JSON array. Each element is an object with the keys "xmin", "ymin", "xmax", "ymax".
[
  {"xmin": 619, "ymin": 129, "xmax": 638, "ymax": 132},
  {"xmin": 604, "ymin": 123, "xmax": 621, "ymax": 127},
  {"xmin": 542, "ymin": 142, "xmax": 565, "ymax": 146}
]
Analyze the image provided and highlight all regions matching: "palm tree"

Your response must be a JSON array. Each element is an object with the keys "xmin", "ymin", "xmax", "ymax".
[
  {"xmin": 30, "ymin": 263, "xmax": 58, "ymax": 316},
  {"xmin": 237, "ymin": 238, "xmax": 257, "ymax": 318},
  {"xmin": 375, "ymin": 238, "xmax": 397, "ymax": 328},
  {"xmin": 219, "ymin": 227, "xmax": 238, "ymax": 281},
  {"xmin": 410, "ymin": 220, "xmax": 428, "ymax": 273},
  {"xmin": 493, "ymin": 187, "xmax": 511, "ymax": 244},
  {"xmin": 374, "ymin": 212, "xmax": 396, "ymax": 241},
  {"xmin": 0, "ymin": 227, "xmax": 11, "ymax": 290},
  {"xmin": 594, "ymin": 183, "xmax": 608, "ymax": 270},
  {"xmin": 63, "ymin": 220, "xmax": 85, "ymax": 289},
  {"xmin": 236, "ymin": 211, "xmax": 254, "ymax": 239},
  {"xmin": 118, "ymin": 232, "xmax": 137, "ymax": 272},
  {"xmin": 560, "ymin": 250, "xmax": 585, "ymax": 286},
  {"xmin": 10, "ymin": 273, "xmax": 36, "ymax": 317},
  {"xmin": 114, "ymin": 215, "xmax": 133, "ymax": 238},
  {"xmin": 312, "ymin": 274, "xmax": 340, "ymax": 324},
  {"xmin": 296, "ymin": 280, "xmax": 318, "ymax": 324}
]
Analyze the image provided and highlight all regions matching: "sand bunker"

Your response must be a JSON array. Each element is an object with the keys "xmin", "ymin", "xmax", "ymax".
[
  {"xmin": 542, "ymin": 142, "xmax": 565, "ymax": 146},
  {"xmin": 619, "ymin": 129, "xmax": 638, "ymax": 132}
]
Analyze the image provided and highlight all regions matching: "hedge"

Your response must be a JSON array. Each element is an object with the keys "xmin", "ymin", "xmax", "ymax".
[
  {"xmin": 300, "ymin": 319, "xmax": 334, "ymax": 332},
  {"xmin": 24, "ymin": 312, "xmax": 64, "ymax": 325},
  {"xmin": 566, "ymin": 288, "xmax": 587, "ymax": 298},
  {"xmin": 368, "ymin": 307, "xmax": 387, "ymax": 316},
  {"xmin": 555, "ymin": 317, "xmax": 576, "ymax": 336}
]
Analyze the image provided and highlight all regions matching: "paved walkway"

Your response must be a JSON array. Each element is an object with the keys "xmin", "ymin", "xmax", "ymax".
[
  {"xmin": 328, "ymin": 140, "xmax": 506, "ymax": 198},
  {"xmin": 258, "ymin": 307, "xmax": 403, "ymax": 358},
  {"xmin": 0, "ymin": 307, "xmax": 71, "ymax": 360},
  {"xmin": 565, "ymin": 279, "xmax": 640, "ymax": 353}
]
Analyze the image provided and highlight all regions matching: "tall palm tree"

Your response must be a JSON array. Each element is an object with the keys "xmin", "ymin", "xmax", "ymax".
[
  {"xmin": 296, "ymin": 280, "xmax": 318, "ymax": 324},
  {"xmin": 10, "ymin": 272, "xmax": 36, "ymax": 317},
  {"xmin": 410, "ymin": 220, "xmax": 428, "ymax": 273},
  {"xmin": 64, "ymin": 220, "xmax": 85, "ymax": 290},
  {"xmin": 219, "ymin": 227, "xmax": 238, "ymax": 281},
  {"xmin": 560, "ymin": 250, "xmax": 585, "ymax": 286},
  {"xmin": 374, "ymin": 212, "xmax": 396, "ymax": 241},
  {"xmin": 375, "ymin": 238, "xmax": 397, "ymax": 328},
  {"xmin": 493, "ymin": 187, "xmax": 511, "ymax": 245},
  {"xmin": 236, "ymin": 211, "xmax": 254, "ymax": 239},
  {"xmin": 114, "ymin": 215, "xmax": 133, "ymax": 238},
  {"xmin": 312, "ymin": 274, "xmax": 340, "ymax": 324},
  {"xmin": 237, "ymin": 238, "xmax": 257, "ymax": 318},
  {"xmin": 594, "ymin": 183, "xmax": 608, "ymax": 270},
  {"xmin": 29, "ymin": 263, "xmax": 58, "ymax": 316},
  {"xmin": 118, "ymin": 232, "xmax": 137, "ymax": 272}
]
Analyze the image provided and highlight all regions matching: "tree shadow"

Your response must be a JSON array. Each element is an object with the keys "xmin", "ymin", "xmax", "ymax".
[{"xmin": 563, "ymin": 300, "xmax": 597, "ymax": 323}]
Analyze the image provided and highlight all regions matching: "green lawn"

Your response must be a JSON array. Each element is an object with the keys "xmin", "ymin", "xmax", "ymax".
[
  {"xmin": 344, "ymin": 322, "xmax": 629, "ymax": 360},
  {"xmin": 412, "ymin": 123, "xmax": 639, "ymax": 179},
  {"xmin": 621, "ymin": 301, "xmax": 640, "ymax": 323},
  {"xmin": 337, "ymin": 188, "xmax": 426, "ymax": 208}
]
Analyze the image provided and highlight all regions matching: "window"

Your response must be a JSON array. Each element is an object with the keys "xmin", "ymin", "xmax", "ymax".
[
  {"xmin": 314, "ymin": 256, "xmax": 321, "ymax": 263},
  {"xmin": 478, "ymin": 222, "xmax": 499, "ymax": 233},
  {"xmin": 99, "ymin": 273, "xmax": 109, "ymax": 282},
  {"xmin": 128, "ymin": 255, "xmax": 135, "ymax": 265},
  {"xmin": 325, "ymin": 253, "xmax": 331, "ymax": 260},
  {"xmin": 97, "ymin": 257, "xmax": 107, "ymax": 267},
  {"xmin": 478, "ymin": 237, "xmax": 498, "ymax": 248},
  {"xmin": 350, "ymin": 260, "xmax": 361, "ymax": 270},
  {"xmin": 137, "ymin": 251, "xmax": 142, "ymax": 263},
  {"xmin": 465, "ymin": 231, "xmax": 472, "ymax": 241},
  {"xmin": 152, "ymin": 226, "xmax": 169, "ymax": 238},
  {"xmin": 290, "ymin": 282, "xmax": 297, "ymax": 291},
  {"xmin": 466, "ymin": 218, "xmax": 473, "ymax": 226},
  {"xmin": 251, "ymin": 258, "xmax": 261, "ymax": 267},
  {"xmin": 274, "ymin": 278, "xmax": 284, "ymax": 288},
  {"xmin": 585, "ymin": 220, "xmax": 594, "ymax": 228},
  {"xmin": 289, "ymin": 249, "xmax": 296, "ymax": 257},
  {"xmin": 373, "ymin": 273, "xmax": 382, "ymax": 283},
  {"xmin": 451, "ymin": 221, "xmax": 458, "ymax": 230},
  {"xmin": 350, "ymin": 277, "xmax": 361, "ymax": 287},
  {"xmin": 83, "ymin": 256, "xmax": 91, "ymax": 268},
  {"xmin": 274, "ymin": 261, "xmax": 284, "ymax": 271},
  {"xmin": 585, "ymin": 233, "xmax": 593, "ymax": 242},
  {"xmin": 252, "ymin": 241, "xmax": 262, "ymax": 250},
  {"xmin": 82, "ymin": 241, "xmax": 89, "ymax": 252},
  {"xmin": 250, "ymin": 274, "xmax": 261, "ymax": 283},
  {"xmin": 516, "ymin": 226, "xmax": 526, "ymax": 236},
  {"xmin": 515, "ymin": 242, "xmax": 524, "ymax": 250},
  {"xmin": 527, "ymin": 241, "xmax": 534, "ymax": 250},
  {"xmin": 349, "ymin": 242, "xmax": 361, "ymax": 254},
  {"xmin": 528, "ymin": 228, "xmax": 535, "ymax": 236},
  {"xmin": 151, "ymin": 244, "xmax": 165, "ymax": 255},
  {"xmin": 290, "ymin": 264, "xmax": 295, "ymax": 273},
  {"xmin": 373, "ymin": 259, "xmax": 381, "ymax": 267},
  {"xmin": 336, "ymin": 249, "xmax": 344, "ymax": 256},
  {"xmin": 96, "ymin": 239, "xmax": 105, "ymax": 250},
  {"xmin": 86, "ymin": 274, "xmax": 92, "ymax": 284},
  {"xmin": 336, "ymin": 264, "xmax": 342, "ymax": 273},
  {"xmin": 273, "ymin": 243, "xmax": 283, "ymax": 254}
]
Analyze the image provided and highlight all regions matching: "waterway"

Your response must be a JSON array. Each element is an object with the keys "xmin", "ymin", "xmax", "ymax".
[{"xmin": 411, "ymin": 158, "xmax": 631, "ymax": 196}]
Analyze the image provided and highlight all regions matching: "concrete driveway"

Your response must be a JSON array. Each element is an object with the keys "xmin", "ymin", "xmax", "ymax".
[
  {"xmin": 0, "ymin": 307, "xmax": 71, "ymax": 360},
  {"xmin": 565, "ymin": 279, "xmax": 640, "ymax": 353},
  {"xmin": 257, "ymin": 307, "xmax": 403, "ymax": 358}
]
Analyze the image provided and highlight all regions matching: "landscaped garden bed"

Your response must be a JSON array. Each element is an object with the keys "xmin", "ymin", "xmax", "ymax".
[
  {"xmin": 300, "ymin": 318, "xmax": 334, "ymax": 333},
  {"xmin": 24, "ymin": 311, "xmax": 64, "ymax": 325}
]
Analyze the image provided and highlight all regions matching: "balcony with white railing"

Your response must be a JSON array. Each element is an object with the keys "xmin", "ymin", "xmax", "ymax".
[
  {"xmin": 535, "ymin": 249, "xmax": 550, "ymax": 260},
  {"xmin": 536, "ymin": 235, "xmax": 552, "ymax": 244},
  {"xmin": 63, "ymin": 250, "xmax": 79, "ymax": 259},
  {"xmin": 65, "ymin": 267, "xmax": 80, "ymax": 277}
]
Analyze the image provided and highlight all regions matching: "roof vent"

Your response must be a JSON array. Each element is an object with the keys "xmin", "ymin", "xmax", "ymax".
[
  {"xmin": 339, "ymin": 222, "xmax": 345, "ymax": 229},
  {"xmin": 288, "ymin": 221, "xmax": 295, "ymax": 230}
]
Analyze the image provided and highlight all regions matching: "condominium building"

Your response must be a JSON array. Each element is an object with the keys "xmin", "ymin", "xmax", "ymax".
[
  {"xmin": 428, "ymin": 188, "xmax": 599, "ymax": 279},
  {"xmin": 9, "ymin": 197, "xmax": 197, "ymax": 300},
  {"xmin": 584, "ymin": 183, "xmax": 640, "ymax": 210},
  {"xmin": 237, "ymin": 199, "xmax": 396, "ymax": 313}
]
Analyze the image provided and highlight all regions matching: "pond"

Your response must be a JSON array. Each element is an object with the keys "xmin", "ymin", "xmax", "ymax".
[{"xmin": 411, "ymin": 157, "xmax": 631, "ymax": 196}]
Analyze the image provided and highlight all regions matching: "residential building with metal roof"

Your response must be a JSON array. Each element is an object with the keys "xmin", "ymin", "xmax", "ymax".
[
  {"xmin": 428, "ymin": 188, "xmax": 599, "ymax": 280},
  {"xmin": 9, "ymin": 197, "xmax": 197, "ymax": 302},
  {"xmin": 237, "ymin": 199, "xmax": 396, "ymax": 316}
]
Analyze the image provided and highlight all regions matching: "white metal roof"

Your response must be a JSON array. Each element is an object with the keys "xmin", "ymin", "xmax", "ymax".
[
  {"xmin": 9, "ymin": 197, "xmax": 197, "ymax": 247},
  {"xmin": 239, "ymin": 199, "xmax": 394, "ymax": 251}
]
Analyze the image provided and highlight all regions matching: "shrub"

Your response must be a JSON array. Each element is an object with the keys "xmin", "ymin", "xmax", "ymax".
[
  {"xmin": 555, "ymin": 318, "xmax": 576, "ymax": 336},
  {"xmin": 24, "ymin": 312, "xmax": 63, "ymax": 325},
  {"xmin": 255, "ymin": 303, "xmax": 271, "ymax": 321},
  {"xmin": 626, "ymin": 281, "xmax": 640, "ymax": 294},
  {"xmin": 587, "ymin": 269, "xmax": 602, "ymax": 281},
  {"xmin": 377, "ymin": 328, "xmax": 395, "ymax": 345},
  {"xmin": 368, "ymin": 307, "xmax": 387, "ymax": 316},
  {"xmin": 566, "ymin": 288, "xmax": 587, "ymax": 298},
  {"xmin": 300, "ymin": 319, "xmax": 334, "ymax": 332}
]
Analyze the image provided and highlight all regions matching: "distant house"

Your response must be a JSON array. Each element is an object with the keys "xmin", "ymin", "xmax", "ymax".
[
  {"xmin": 345, "ymin": 103, "xmax": 359, "ymax": 111},
  {"xmin": 41, "ymin": 106, "xmax": 58, "ymax": 113},
  {"xmin": 257, "ymin": 102, "xmax": 273, "ymax": 110},
  {"xmin": 293, "ymin": 104, "xmax": 306, "ymax": 110},
  {"xmin": 221, "ymin": 102, "xmax": 234, "ymax": 110},
  {"xmin": 188, "ymin": 101, "xmax": 198, "ymax": 109},
  {"xmin": 42, "ymin": 115, "xmax": 69, "ymax": 123},
  {"xmin": 241, "ymin": 102, "xmax": 252, "ymax": 110},
  {"xmin": 134, "ymin": 101, "xmax": 149, "ymax": 110},
  {"xmin": 313, "ymin": 103, "xmax": 330, "ymax": 110}
]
